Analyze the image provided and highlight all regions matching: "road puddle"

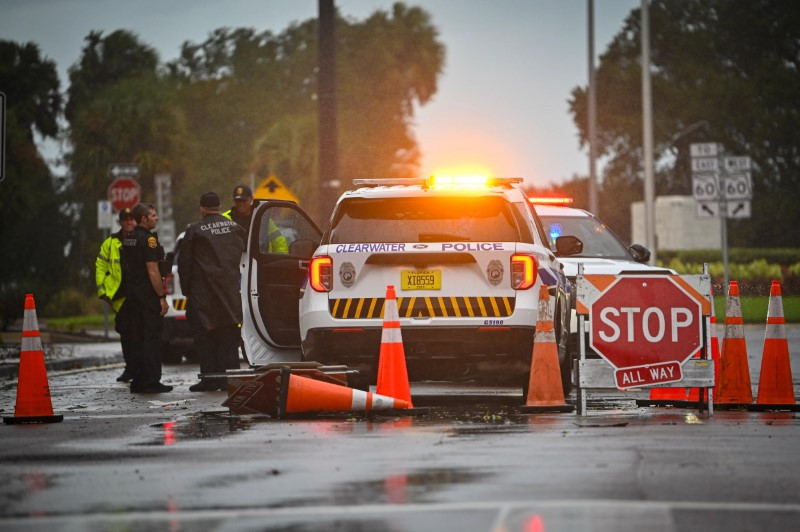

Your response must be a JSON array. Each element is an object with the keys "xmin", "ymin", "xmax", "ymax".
[
  {"xmin": 139, "ymin": 412, "xmax": 253, "ymax": 446},
  {"xmin": 279, "ymin": 467, "xmax": 489, "ymax": 507}
]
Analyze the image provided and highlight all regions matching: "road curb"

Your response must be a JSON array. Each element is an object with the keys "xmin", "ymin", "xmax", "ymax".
[{"xmin": 0, "ymin": 355, "xmax": 123, "ymax": 380}]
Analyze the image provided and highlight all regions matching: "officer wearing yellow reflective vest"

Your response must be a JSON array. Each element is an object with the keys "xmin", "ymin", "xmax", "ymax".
[
  {"xmin": 222, "ymin": 184, "xmax": 288, "ymax": 253},
  {"xmin": 95, "ymin": 207, "xmax": 137, "ymax": 382}
]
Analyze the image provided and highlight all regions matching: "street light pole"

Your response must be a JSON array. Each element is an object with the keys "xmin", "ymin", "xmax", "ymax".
[
  {"xmin": 641, "ymin": 0, "xmax": 657, "ymax": 265},
  {"xmin": 587, "ymin": 0, "xmax": 598, "ymax": 215}
]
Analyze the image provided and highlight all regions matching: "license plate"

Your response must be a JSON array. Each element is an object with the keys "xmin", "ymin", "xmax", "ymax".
[{"xmin": 401, "ymin": 270, "xmax": 441, "ymax": 290}]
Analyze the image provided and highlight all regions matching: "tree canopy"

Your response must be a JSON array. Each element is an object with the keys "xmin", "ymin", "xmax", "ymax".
[
  {"xmin": 567, "ymin": 0, "xmax": 800, "ymax": 246},
  {"xmin": 0, "ymin": 41, "xmax": 71, "ymax": 327}
]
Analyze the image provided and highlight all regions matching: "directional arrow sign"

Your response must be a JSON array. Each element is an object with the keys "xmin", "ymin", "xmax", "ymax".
[
  {"xmin": 109, "ymin": 163, "xmax": 140, "ymax": 178},
  {"xmin": 726, "ymin": 200, "xmax": 751, "ymax": 219},
  {"xmin": 696, "ymin": 201, "xmax": 719, "ymax": 219},
  {"xmin": 254, "ymin": 175, "xmax": 300, "ymax": 203}
]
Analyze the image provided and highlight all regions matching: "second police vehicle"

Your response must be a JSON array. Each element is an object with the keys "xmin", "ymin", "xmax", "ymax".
[
  {"xmin": 240, "ymin": 176, "xmax": 577, "ymax": 394},
  {"xmin": 530, "ymin": 198, "xmax": 673, "ymax": 357}
]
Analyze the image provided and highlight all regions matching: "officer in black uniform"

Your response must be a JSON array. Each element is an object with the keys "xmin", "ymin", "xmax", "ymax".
[
  {"xmin": 178, "ymin": 192, "xmax": 246, "ymax": 391},
  {"xmin": 121, "ymin": 202, "xmax": 173, "ymax": 393}
]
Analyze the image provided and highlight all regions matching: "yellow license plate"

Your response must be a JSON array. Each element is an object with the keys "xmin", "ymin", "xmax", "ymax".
[{"xmin": 401, "ymin": 270, "xmax": 441, "ymax": 290}]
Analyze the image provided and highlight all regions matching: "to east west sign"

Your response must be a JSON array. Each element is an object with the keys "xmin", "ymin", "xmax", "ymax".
[{"xmin": 581, "ymin": 275, "xmax": 711, "ymax": 389}]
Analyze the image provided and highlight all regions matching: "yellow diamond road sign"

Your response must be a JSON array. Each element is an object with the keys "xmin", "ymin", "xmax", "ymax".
[{"xmin": 253, "ymin": 175, "xmax": 299, "ymax": 203}]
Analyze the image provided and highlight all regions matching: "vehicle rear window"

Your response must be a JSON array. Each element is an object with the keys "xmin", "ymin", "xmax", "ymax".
[{"xmin": 328, "ymin": 196, "xmax": 520, "ymax": 244}]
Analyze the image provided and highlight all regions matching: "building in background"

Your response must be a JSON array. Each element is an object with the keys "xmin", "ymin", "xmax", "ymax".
[{"xmin": 631, "ymin": 196, "xmax": 721, "ymax": 250}]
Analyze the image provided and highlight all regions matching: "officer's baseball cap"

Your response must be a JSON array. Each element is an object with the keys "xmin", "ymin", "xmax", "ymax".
[
  {"xmin": 233, "ymin": 184, "xmax": 253, "ymax": 200},
  {"xmin": 118, "ymin": 208, "xmax": 134, "ymax": 221},
  {"xmin": 200, "ymin": 192, "xmax": 221, "ymax": 209}
]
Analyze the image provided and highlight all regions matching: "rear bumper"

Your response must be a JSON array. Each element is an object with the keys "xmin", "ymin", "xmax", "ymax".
[{"xmin": 302, "ymin": 325, "xmax": 535, "ymax": 384}]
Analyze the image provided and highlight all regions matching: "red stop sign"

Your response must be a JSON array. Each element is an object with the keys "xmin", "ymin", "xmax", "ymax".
[
  {"xmin": 590, "ymin": 276, "xmax": 702, "ymax": 388},
  {"xmin": 107, "ymin": 178, "xmax": 141, "ymax": 210}
]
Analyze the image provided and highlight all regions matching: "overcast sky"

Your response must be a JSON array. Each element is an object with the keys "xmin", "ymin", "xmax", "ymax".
[{"xmin": 0, "ymin": 0, "xmax": 639, "ymax": 187}]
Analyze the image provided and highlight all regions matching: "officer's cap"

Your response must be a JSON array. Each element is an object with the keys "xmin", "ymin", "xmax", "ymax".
[
  {"xmin": 118, "ymin": 208, "xmax": 134, "ymax": 221},
  {"xmin": 233, "ymin": 184, "xmax": 253, "ymax": 200},
  {"xmin": 200, "ymin": 192, "xmax": 221, "ymax": 209}
]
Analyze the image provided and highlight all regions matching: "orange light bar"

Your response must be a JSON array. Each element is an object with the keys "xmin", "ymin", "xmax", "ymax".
[
  {"xmin": 309, "ymin": 256, "xmax": 333, "ymax": 292},
  {"xmin": 527, "ymin": 197, "xmax": 574, "ymax": 205}
]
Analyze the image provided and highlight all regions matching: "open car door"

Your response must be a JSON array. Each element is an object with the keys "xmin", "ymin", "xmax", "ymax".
[{"xmin": 241, "ymin": 200, "xmax": 322, "ymax": 365}]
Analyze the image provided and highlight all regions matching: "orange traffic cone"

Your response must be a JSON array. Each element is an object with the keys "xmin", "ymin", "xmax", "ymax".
[
  {"xmin": 278, "ymin": 366, "xmax": 409, "ymax": 418},
  {"xmin": 3, "ymin": 294, "xmax": 63, "ymax": 424},
  {"xmin": 688, "ymin": 287, "xmax": 721, "ymax": 403},
  {"xmin": 648, "ymin": 385, "xmax": 688, "ymax": 403},
  {"xmin": 520, "ymin": 285, "xmax": 573, "ymax": 413},
  {"xmin": 755, "ymin": 281, "xmax": 796, "ymax": 408},
  {"xmin": 716, "ymin": 281, "xmax": 754, "ymax": 405},
  {"xmin": 376, "ymin": 285, "xmax": 413, "ymax": 407}
]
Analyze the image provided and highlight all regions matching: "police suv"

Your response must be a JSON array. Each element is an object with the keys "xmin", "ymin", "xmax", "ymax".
[
  {"xmin": 531, "ymin": 199, "xmax": 673, "ymax": 355},
  {"xmin": 240, "ymin": 176, "xmax": 574, "ymax": 393}
]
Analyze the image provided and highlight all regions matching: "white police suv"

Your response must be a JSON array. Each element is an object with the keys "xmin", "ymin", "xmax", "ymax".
[
  {"xmin": 531, "ymin": 199, "xmax": 672, "ymax": 355},
  {"xmin": 240, "ymin": 177, "xmax": 574, "ymax": 393}
]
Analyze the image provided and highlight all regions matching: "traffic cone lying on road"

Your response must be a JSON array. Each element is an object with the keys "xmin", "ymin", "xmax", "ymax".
[
  {"xmin": 3, "ymin": 294, "xmax": 63, "ymax": 424},
  {"xmin": 278, "ymin": 366, "xmax": 409, "ymax": 418},
  {"xmin": 520, "ymin": 285, "xmax": 573, "ymax": 413},
  {"xmin": 222, "ymin": 366, "xmax": 409, "ymax": 417},
  {"xmin": 717, "ymin": 281, "xmax": 754, "ymax": 405},
  {"xmin": 756, "ymin": 281, "xmax": 797, "ymax": 408},
  {"xmin": 376, "ymin": 285, "xmax": 413, "ymax": 407}
]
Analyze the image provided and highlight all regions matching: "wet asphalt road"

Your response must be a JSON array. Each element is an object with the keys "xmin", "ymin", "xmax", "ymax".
[{"xmin": 0, "ymin": 325, "xmax": 798, "ymax": 531}]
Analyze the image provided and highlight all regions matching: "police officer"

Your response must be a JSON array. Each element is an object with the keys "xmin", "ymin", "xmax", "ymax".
[
  {"xmin": 121, "ymin": 203, "xmax": 172, "ymax": 393},
  {"xmin": 95, "ymin": 208, "xmax": 137, "ymax": 382},
  {"xmin": 223, "ymin": 184, "xmax": 288, "ymax": 253},
  {"xmin": 179, "ymin": 192, "xmax": 246, "ymax": 391}
]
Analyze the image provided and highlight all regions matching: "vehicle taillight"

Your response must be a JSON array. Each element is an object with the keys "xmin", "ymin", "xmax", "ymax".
[
  {"xmin": 510, "ymin": 254, "xmax": 537, "ymax": 290},
  {"xmin": 164, "ymin": 273, "xmax": 174, "ymax": 295},
  {"xmin": 309, "ymin": 256, "xmax": 333, "ymax": 292}
]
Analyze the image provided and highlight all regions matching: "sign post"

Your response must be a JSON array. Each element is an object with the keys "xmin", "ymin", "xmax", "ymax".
[
  {"xmin": 690, "ymin": 144, "xmax": 753, "ymax": 286},
  {"xmin": 154, "ymin": 173, "xmax": 176, "ymax": 252}
]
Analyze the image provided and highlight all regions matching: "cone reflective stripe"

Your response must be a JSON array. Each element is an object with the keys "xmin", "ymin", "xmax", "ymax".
[
  {"xmin": 756, "ymin": 281, "xmax": 795, "ymax": 405},
  {"xmin": 524, "ymin": 285, "xmax": 569, "ymax": 409},
  {"xmin": 717, "ymin": 281, "xmax": 753, "ymax": 404},
  {"xmin": 282, "ymin": 370, "xmax": 409, "ymax": 415},
  {"xmin": 4, "ymin": 294, "xmax": 63, "ymax": 424},
  {"xmin": 376, "ymin": 285, "xmax": 413, "ymax": 407}
]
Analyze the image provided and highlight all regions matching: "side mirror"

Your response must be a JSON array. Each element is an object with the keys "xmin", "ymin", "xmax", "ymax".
[
  {"xmin": 555, "ymin": 235, "xmax": 583, "ymax": 257},
  {"xmin": 629, "ymin": 244, "xmax": 651, "ymax": 263}
]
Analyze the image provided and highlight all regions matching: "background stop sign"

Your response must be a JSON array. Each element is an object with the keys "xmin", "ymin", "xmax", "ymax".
[
  {"xmin": 107, "ymin": 177, "xmax": 141, "ymax": 211},
  {"xmin": 589, "ymin": 276, "xmax": 703, "ymax": 388}
]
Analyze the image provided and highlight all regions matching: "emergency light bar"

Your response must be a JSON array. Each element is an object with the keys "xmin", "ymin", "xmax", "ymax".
[
  {"xmin": 527, "ymin": 196, "xmax": 574, "ymax": 205},
  {"xmin": 352, "ymin": 176, "xmax": 523, "ymax": 189}
]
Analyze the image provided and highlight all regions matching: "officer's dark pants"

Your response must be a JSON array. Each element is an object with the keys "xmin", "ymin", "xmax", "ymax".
[
  {"xmin": 197, "ymin": 325, "xmax": 241, "ymax": 385},
  {"xmin": 126, "ymin": 293, "xmax": 164, "ymax": 387},
  {"xmin": 114, "ymin": 300, "xmax": 135, "ymax": 373}
]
